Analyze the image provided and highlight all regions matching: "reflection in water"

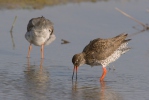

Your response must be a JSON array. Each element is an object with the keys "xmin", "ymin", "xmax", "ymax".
[
  {"xmin": 115, "ymin": 8, "xmax": 149, "ymax": 37},
  {"xmin": 129, "ymin": 30, "xmax": 148, "ymax": 37},
  {"xmin": 10, "ymin": 31, "xmax": 15, "ymax": 49},
  {"xmin": 72, "ymin": 81, "xmax": 123, "ymax": 100},
  {"xmin": 24, "ymin": 58, "xmax": 50, "ymax": 100},
  {"xmin": 9, "ymin": 16, "xmax": 17, "ymax": 49},
  {"xmin": 99, "ymin": 82, "xmax": 123, "ymax": 100},
  {"xmin": 71, "ymin": 81, "xmax": 79, "ymax": 100}
]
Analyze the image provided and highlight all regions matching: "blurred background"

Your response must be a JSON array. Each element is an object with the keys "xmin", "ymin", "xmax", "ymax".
[{"xmin": 0, "ymin": 0, "xmax": 110, "ymax": 9}]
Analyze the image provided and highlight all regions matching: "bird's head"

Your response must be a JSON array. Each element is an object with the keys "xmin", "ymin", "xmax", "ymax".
[
  {"xmin": 72, "ymin": 53, "xmax": 86, "ymax": 67},
  {"xmin": 72, "ymin": 53, "xmax": 86, "ymax": 80}
]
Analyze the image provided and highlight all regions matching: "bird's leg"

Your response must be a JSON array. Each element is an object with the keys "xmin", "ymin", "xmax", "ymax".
[
  {"xmin": 100, "ymin": 67, "xmax": 107, "ymax": 81},
  {"xmin": 41, "ymin": 44, "xmax": 44, "ymax": 59},
  {"xmin": 27, "ymin": 44, "xmax": 32, "ymax": 58}
]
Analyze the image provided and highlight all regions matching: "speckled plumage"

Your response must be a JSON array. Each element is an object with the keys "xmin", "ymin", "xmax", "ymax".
[
  {"xmin": 97, "ymin": 42, "xmax": 130, "ymax": 67},
  {"xmin": 72, "ymin": 33, "xmax": 131, "ymax": 67},
  {"xmin": 72, "ymin": 33, "xmax": 131, "ymax": 81}
]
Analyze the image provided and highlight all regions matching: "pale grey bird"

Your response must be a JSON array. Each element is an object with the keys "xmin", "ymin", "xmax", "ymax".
[{"xmin": 25, "ymin": 16, "xmax": 56, "ymax": 59}]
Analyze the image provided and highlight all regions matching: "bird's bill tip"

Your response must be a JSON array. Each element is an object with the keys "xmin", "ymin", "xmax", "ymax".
[{"xmin": 72, "ymin": 66, "xmax": 78, "ymax": 80}]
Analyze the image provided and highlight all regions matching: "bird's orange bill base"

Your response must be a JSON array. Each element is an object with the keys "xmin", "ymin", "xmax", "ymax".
[
  {"xmin": 74, "ymin": 66, "xmax": 78, "ymax": 72},
  {"xmin": 100, "ymin": 67, "xmax": 107, "ymax": 82},
  {"xmin": 72, "ymin": 66, "xmax": 78, "ymax": 80}
]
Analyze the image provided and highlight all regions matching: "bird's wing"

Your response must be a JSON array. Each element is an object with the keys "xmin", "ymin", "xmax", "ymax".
[
  {"xmin": 27, "ymin": 18, "xmax": 35, "ymax": 32},
  {"xmin": 83, "ymin": 33, "xmax": 128, "ymax": 60},
  {"xmin": 27, "ymin": 16, "xmax": 54, "ymax": 41},
  {"xmin": 27, "ymin": 17, "xmax": 54, "ymax": 33}
]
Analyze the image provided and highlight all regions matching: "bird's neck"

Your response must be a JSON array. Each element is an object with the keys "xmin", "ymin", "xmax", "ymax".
[{"xmin": 80, "ymin": 52, "xmax": 86, "ymax": 64}]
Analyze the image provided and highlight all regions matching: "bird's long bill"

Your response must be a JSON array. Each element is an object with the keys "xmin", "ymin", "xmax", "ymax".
[{"xmin": 72, "ymin": 66, "xmax": 78, "ymax": 81}]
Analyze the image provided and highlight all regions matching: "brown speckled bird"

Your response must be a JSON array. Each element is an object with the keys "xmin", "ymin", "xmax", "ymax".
[
  {"xmin": 25, "ymin": 16, "xmax": 56, "ymax": 59},
  {"xmin": 72, "ymin": 33, "xmax": 131, "ymax": 81}
]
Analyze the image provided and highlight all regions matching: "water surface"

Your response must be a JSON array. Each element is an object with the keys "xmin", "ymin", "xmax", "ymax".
[{"xmin": 0, "ymin": 0, "xmax": 149, "ymax": 100}]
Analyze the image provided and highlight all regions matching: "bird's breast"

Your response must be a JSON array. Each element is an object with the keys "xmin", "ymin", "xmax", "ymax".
[
  {"xmin": 25, "ymin": 29, "xmax": 51, "ymax": 46},
  {"xmin": 86, "ymin": 59, "xmax": 102, "ymax": 67}
]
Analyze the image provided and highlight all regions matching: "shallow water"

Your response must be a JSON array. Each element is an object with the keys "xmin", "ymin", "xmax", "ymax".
[{"xmin": 0, "ymin": 0, "xmax": 149, "ymax": 100}]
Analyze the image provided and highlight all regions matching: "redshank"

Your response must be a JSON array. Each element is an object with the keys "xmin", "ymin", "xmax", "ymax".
[
  {"xmin": 72, "ymin": 33, "xmax": 131, "ymax": 81},
  {"xmin": 25, "ymin": 16, "xmax": 56, "ymax": 59}
]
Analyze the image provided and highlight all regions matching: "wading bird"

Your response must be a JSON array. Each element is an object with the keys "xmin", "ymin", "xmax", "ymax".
[
  {"xmin": 25, "ymin": 16, "xmax": 56, "ymax": 59},
  {"xmin": 72, "ymin": 33, "xmax": 131, "ymax": 81}
]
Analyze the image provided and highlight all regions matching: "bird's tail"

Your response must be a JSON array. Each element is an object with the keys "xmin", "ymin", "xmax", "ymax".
[
  {"xmin": 123, "ymin": 39, "xmax": 131, "ymax": 43},
  {"xmin": 121, "ymin": 47, "xmax": 131, "ymax": 54}
]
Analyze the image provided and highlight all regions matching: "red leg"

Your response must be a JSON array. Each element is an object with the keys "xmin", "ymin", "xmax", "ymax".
[
  {"xmin": 40, "ymin": 59, "xmax": 44, "ymax": 69},
  {"xmin": 41, "ymin": 44, "xmax": 44, "ymax": 59},
  {"xmin": 27, "ymin": 44, "xmax": 32, "ymax": 58},
  {"xmin": 100, "ymin": 67, "xmax": 107, "ymax": 81}
]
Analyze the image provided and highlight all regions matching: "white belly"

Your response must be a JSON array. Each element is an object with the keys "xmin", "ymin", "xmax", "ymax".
[
  {"xmin": 25, "ymin": 29, "xmax": 55, "ymax": 46},
  {"xmin": 100, "ymin": 43, "xmax": 130, "ymax": 67}
]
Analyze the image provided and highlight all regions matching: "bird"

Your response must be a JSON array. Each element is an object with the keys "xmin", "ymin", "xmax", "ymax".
[
  {"xmin": 72, "ymin": 33, "xmax": 131, "ymax": 81},
  {"xmin": 25, "ymin": 16, "xmax": 56, "ymax": 59}
]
